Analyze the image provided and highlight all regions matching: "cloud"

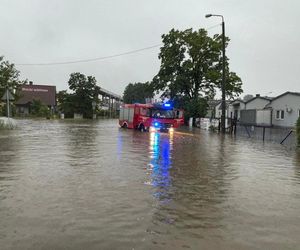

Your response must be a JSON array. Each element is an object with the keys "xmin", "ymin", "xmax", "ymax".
[{"xmin": 1, "ymin": 0, "xmax": 299, "ymax": 96}]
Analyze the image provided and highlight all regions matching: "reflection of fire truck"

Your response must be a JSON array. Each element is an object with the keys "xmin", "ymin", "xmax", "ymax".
[{"xmin": 119, "ymin": 103, "xmax": 184, "ymax": 132}]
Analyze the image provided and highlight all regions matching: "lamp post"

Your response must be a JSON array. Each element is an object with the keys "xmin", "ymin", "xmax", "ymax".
[{"xmin": 205, "ymin": 14, "xmax": 226, "ymax": 134}]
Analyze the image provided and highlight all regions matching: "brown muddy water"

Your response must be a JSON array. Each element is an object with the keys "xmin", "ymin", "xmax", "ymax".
[{"xmin": 0, "ymin": 119, "xmax": 300, "ymax": 250}]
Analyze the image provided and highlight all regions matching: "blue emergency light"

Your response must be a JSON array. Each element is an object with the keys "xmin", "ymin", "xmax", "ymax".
[
  {"xmin": 164, "ymin": 103, "xmax": 171, "ymax": 108},
  {"xmin": 154, "ymin": 122, "xmax": 159, "ymax": 127}
]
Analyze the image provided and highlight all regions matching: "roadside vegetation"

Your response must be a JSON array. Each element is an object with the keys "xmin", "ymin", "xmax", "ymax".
[
  {"xmin": 123, "ymin": 82, "xmax": 153, "ymax": 104},
  {"xmin": 297, "ymin": 116, "xmax": 300, "ymax": 147},
  {"xmin": 123, "ymin": 28, "xmax": 243, "ymax": 123},
  {"xmin": 30, "ymin": 99, "xmax": 51, "ymax": 118},
  {"xmin": 0, "ymin": 117, "xmax": 17, "ymax": 129},
  {"xmin": 57, "ymin": 72, "xmax": 101, "ymax": 119},
  {"xmin": 0, "ymin": 56, "xmax": 25, "ymax": 119}
]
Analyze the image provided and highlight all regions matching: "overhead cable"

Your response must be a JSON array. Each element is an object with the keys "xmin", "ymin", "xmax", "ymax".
[{"xmin": 16, "ymin": 24, "xmax": 221, "ymax": 66}]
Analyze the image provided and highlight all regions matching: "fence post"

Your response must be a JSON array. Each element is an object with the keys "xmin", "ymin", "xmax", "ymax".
[{"xmin": 280, "ymin": 130, "xmax": 293, "ymax": 145}]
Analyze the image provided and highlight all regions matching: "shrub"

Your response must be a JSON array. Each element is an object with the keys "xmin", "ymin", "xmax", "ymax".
[
  {"xmin": 30, "ymin": 99, "xmax": 51, "ymax": 118},
  {"xmin": 296, "ymin": 116, "xmax": 300, "ymax": 147}
]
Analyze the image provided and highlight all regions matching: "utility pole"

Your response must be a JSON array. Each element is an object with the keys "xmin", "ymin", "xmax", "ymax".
[
  {"xmin": 205, "ymin": 14, "xmax": 226, "ymax": 133},
  {"xmin": 221, "ymin": 19, "xmax": 226, "ymax": 134}
]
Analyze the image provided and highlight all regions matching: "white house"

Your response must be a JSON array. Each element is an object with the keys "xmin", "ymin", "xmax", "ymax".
[
  {"xmin": 227, "ymin": 99, "xmax": 246, "ymax": 120},
  {"xmin": 214, "ymin": 101, "xmax": 230, "ymax": 119},
  {"xmin": 265, "ymin": 91, "xmax": 300, "ymax": 127},
  {"xmin": 212, "ymin": 99, "xmax": 245, "ymax": 120},
  {"xmin": 245, "ymin": 94, "xmax": 272, "ymax": 110}
]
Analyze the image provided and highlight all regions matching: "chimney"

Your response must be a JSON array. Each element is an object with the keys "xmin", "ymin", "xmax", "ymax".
[
  {"xmin": 29, "ymin": 81, "xmax": 33, "ymax": 85},
  {"xmin": 256, "ymin": 94, "xmax": 260, "ymax": 97}
]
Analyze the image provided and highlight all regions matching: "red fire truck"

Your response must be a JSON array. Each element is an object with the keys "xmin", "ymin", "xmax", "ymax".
[{"xmin": 119, "ymin": 103, "xmax": 184, "ymax": 132}]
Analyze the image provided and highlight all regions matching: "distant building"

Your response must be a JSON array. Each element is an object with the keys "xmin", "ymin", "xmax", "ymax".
[
  {"xmin": 214, "ymin": 101, "xmax": 231, "ymax": 119},
  {"xmin": 239, "ymin": 92, "xmax": 300, "ymax": 128},
  {"xmin": 227, "ymin": 99, "xmax": 246, "ymax": 120},
  {"xmin": 205, "ymin": 92, "xmax": 300, "ymax": 128},
  {"xmin": 15, "ymin": 82, "xmax": 56, "ymax": 115},
  {"xmin": 265, "ymin": 92, "xmax": 300, "ymax": 127},
  {"xmin": 205, "ymin": 100, "xmax": 220, "ymax": 118},
  {"xmin": 244, "ymin": 94, "xmax": 272, "ymax": 110}
]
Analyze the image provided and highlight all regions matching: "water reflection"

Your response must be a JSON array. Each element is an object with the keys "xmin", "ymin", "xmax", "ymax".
[{"xmin": 147, "ymin": 131, "xmax": 174, "ymax": 198}]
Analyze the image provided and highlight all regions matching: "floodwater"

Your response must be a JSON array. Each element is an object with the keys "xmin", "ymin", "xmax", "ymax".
[{"xmin": 0, "ymin": 119, "xmax": 300, "ymax": 250}]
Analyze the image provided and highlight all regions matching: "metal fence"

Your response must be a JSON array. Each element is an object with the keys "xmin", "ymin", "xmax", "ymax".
[{"xmin": 235, "ymin": 124, "xmax": 296, "ymax": 147}]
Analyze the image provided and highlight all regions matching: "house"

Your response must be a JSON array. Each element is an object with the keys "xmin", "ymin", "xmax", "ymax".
[
  {"xmin": 214, "ymin": 101, "xmax": 230, "ymax": 119},
  {"xmin": 212, "ymin": 99, "xmax": 245, "ymax": 120},
  {"xmin": 245, "ymin": 94, "xmax": 272, "ymax": 110},
  {"xmin": 15, "ymin": 82, "xmax": 56, "ymax": 115},
  {"xmin": 265, "ymin": 91, "xmax": 300, "ymax": 127},
  {"xmin": 227, "ymin": 99, "xmax": 245, "ymax": 120},
  {"xmin": 205, "ymin": 100, "xmax": 220, "ymax": 118}
]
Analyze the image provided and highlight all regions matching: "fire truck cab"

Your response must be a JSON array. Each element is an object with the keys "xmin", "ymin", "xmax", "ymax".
[{"xmin": 119, "ymin": 103, "xmax": 184, "ymax": 132}]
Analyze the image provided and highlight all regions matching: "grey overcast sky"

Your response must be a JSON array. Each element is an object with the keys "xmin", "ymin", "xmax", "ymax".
[{"xmin": 1, "ymin": 0, "xmax": 299, "ymax": 97}]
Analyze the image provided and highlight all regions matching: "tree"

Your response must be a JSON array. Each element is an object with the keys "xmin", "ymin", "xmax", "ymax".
[
  {"xmin": 123, "ymin": 82, "xmax": 154, "ymax": 104},
  {"xmin": 0, "ymin": 56, "xmax": 26, "ymax": 117},
  {"xmin": 56, "ymin": 90, "xmax": 74, "ymax": 118},
  {"xmin": 0, "ymin": 56, "xmax": 25, "ymax": 99},
  {"xmin": 152, "ymin": 28, "xmax": 243, "ymax": 116},
  {"xmin": 67, "ymin": 72, "xmax": 101, "ymax": 118},
  {"xmin": 243, "ymin": 94, "xmax": 253, "ymax": 102},
  {"xmin": 176, "ymin": 96, "xmax": 208, "ymax": 123},
  {"xmin": 296, "ymin": 116, "xmax": 300, "ymax": 147},
  {"xmin": 30, "ymin": 99, "xmax": 50, "ymax": 117}
]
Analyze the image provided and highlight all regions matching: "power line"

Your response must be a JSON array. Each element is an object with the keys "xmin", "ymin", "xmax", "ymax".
[
  {"xmin": 206, "ymin": 23, "xmax": 221, "ymax": 30},
  {"xmin": 15, "ymin": 24, "xmax": 220, "ymax": 67},
  {"xmin": 16, "ymin": 44, "xmax": 162, "ymax": 66}
]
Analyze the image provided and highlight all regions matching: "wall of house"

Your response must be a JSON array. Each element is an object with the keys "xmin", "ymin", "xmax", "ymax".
[
  {"xmin": 228, "ymin": 102, "xmax": 246, "ymax": 120},
  {"xmin": 215, "ymin": 103, "xmax": 228, "ymax": 119},
  {"xmin": 268, "ymin": 94, "xmax": 300, "ymax": 127},
  {"xmin": 16, "ymin": 105, "xmax": 29, "ymax": 115},
  {"xmin": 245, "ymin": 98, "xmax": 270, "ymax": 110}
]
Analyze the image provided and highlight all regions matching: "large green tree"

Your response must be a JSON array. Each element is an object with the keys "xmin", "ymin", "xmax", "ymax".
[
  {"xmin": 67, "ymin": 72, "xmax": 101, "ymax": 118},
  {"xmin": 152, "ymin": 28, "xmax": 243, "ymax": 118},
  {"xmin": 0, "ymin": 56, "xmax": 24, "ymax": 99},
  {"xmin": 123, "ymin": 82, "xmax": 154, "ymax": 104}
]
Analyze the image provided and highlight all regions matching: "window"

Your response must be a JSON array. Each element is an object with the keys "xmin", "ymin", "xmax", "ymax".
[
  {"xmin": 275, "ymin": 110, "xmax": 284, "ymax": 120},
  {"xmin": 151, "ymin": 109, "xmax": 174, "ymax": 119},
  {"xmin": 140, "ymin": 108, "xmax": 150, "ymax": 116}
]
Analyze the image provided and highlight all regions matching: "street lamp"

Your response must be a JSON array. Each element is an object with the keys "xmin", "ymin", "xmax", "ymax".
[{"xmin": 205, "ymin": 14, "xmax": 226, "ymax": 134}]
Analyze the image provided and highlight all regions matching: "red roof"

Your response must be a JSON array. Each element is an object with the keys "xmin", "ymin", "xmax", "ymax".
[{"xmin": 16, "ymin": 84, "xmax": 56, "ymax": 106}]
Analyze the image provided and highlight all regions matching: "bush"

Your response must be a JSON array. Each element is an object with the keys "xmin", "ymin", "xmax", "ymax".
[
  {"xmin": 30, "ymin": 99, "xmax": 51, "ymax": 118},
  {"xmin": 296, "ymin": 116, "xmax": 300, "ymax": 147},
  {"xmin": 0, "ymin": 117, "xmax": 17, "ymax": 129},
  {"xmin": 1, "ymin": 103, "xmax": 16, "ymax": 117}
]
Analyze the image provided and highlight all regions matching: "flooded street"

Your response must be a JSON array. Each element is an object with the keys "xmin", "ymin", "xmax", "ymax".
[{"xmin": 0, "ymin": 119, "xmax": 300, "ymax": 249}]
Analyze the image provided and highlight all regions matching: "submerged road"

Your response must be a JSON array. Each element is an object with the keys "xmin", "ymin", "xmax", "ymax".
[{"xmin": 0, "ymin": 119, "xmax": 300, "ymax": 249}]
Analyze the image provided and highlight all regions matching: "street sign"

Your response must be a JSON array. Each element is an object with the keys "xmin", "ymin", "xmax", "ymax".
[{"xmin": 1, "ymin": 89, "xmax": 14, "ymax": 101}]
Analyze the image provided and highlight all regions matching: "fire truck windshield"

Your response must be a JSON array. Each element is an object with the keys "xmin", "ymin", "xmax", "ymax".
[{"xmin": 151, "ymin": 109, "xmax": 174, "ymax": 119}]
